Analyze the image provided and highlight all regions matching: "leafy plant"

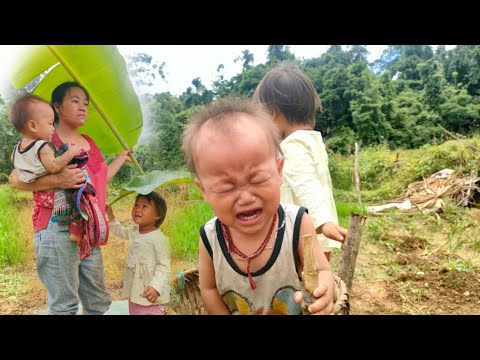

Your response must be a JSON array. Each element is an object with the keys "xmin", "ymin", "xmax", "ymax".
[
  {"xmin": 109, "ymin": 170, "xmax": 193, "ymax": 205},
  {"xmin": 439, "ymin": 258, "xmax": 475, "ymax": 274}
]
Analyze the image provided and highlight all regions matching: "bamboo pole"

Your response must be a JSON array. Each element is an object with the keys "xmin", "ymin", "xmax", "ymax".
[{"xmin": 300, "ymin": 234, "xmax": 318, "ymax": 314}]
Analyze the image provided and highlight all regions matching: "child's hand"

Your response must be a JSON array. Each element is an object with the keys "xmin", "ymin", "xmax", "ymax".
[
  {"xmin": 293, "ymin": 283, "xmax": 334, "ymax": 315},
  {"xmin": 320, "ymin": 222, "xmax": 347, "ymax": 243},
  {"xmin": 117, "ymin": 148, "xmax": 134, "ymax": 163},
  {"xmin": 106, "ymin": 204, "xmax": 115, "ymax": 222},
  {"xmin": 141, "ymin": 286, "xmax": 160, "ymax": 303},
  {"xmin": 54, "ymin": 165, "xmax": 85, "ymax": 189},
  {"xmin": 67, "ymin": 143, "xmax": 83, "ymax": 157}
]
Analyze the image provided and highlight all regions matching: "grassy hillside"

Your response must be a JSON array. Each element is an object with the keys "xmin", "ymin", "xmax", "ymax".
[{"xmin": 330, "ymin": 135, "xmax": 480, "ymax": 203}]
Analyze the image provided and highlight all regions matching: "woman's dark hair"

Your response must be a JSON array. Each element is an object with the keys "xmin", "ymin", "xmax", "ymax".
[
  {"xmin": 136, "ymin": 192, "xmax": 167, "ymax": 228},
  {"xmin": 51, "ymin": 81, "xmax": 89, "ymax": 126}
]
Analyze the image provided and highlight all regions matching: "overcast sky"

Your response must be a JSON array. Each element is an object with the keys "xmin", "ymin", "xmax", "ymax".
[{"xmin": 0, "ymin": 45, "xmax": 456, "ymax": 97}]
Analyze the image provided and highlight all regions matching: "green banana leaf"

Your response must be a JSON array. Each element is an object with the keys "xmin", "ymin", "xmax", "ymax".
[
  {"xmin": 109, "ymin": 170, "xmax": 194, "ymax": 205},
  {"xmin": 8, "ymin": 45, "xmax": 143, "ymax": 172}
]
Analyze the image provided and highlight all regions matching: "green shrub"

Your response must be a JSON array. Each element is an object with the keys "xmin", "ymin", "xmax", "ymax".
[{"xmin": 329, "ymin": 155, "xmax": 353, "ymax": 191}]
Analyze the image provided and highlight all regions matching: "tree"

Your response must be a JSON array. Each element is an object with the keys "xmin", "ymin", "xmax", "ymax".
[
  {"xmin": 0, "ymin": 95, "xmax": 21, "ymax": 182},
  {"xmin": 349, "ymin": 70, "xmax": 392, "ymax": 146},
  {"xmin": 179, "ymin": 78, "xmax": 214, "ymax": 108},
  {"xmin": 235, "ymin": 49, "xmax": 254, "ymax": 71},
  {"xmin": 267, "ymin": 45, "xmax": 295, "ymax": 64},
  {"xmin": 309, "ymin": 46, "xmax": 355, "ymax": 134},
  {"xmin": 347, "ymin": 45, "xmax": 369, "ymax": 64},
  {"xmin": 418, "ymin": 59, "xmax": 447, "ymax": 108},
  {"xmin": 125, "ymin": 52, "xmax": 166, "ymax": 90},
  {"xmin": 375, "ymin": 45, "xmax": 434, "ymax": 84},
  {"xmin": 438, "ymin": 87, "xmax": 480, "ymax": 132}
]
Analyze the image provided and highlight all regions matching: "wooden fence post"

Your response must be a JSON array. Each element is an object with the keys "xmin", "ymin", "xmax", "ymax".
[{"xmin": 338, "ymin": 213, "xmax": 367, "ymax": 293}]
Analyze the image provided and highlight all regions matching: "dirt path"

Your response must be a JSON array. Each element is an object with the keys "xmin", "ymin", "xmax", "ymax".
[{"xmin": 0, "ymin": 257, "xmax": 196, "ymax": 315}]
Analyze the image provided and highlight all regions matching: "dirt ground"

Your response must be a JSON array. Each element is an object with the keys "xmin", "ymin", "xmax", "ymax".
[
  {"xmin": 2, "ymin": 209, "xmax": 480, "ymax": 315},
  {"xmin": 343, "ymin": 210, "xmax": 480, "ymax": 315},
  {"xmin": 0, "ymin": 256, "xmax": 197, "ymax": 315}
]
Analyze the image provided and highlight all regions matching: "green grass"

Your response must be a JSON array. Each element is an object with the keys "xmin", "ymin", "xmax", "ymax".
[
  {"xmin": 336, "ymin": 201, "xmax": 367, "ymax": 228},
  {"xmin": 0, "ymin": 186, "xmax": 27, "ymax": 265},
  {"xmin": 0, "ymin": 269, "xmax": 30, "ymax": 297},
  {"xmin": 162, "ymin": 200, "xmax": 214, "ymax": 262}
]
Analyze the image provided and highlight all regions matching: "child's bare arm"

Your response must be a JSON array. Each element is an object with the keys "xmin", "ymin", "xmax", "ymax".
[
  {"xmin": 39, "ymin": 143, "xmax": 82, "ymax": 174},
  {"xmin": 295, "ymin": 212, "xmax": 335, "ymax": 315},
  {"xmin": 9, "ymin": 166, "xmax": 85, "ymax": 192},
  {"xmin": 198, "ymin": 240, "xmax": 231, "ymax": 314}
]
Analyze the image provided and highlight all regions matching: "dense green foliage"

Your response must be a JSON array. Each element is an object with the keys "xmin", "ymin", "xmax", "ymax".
[{"xmin": 0, "ymin": 98, "xmax": 20, "ymax": 181}]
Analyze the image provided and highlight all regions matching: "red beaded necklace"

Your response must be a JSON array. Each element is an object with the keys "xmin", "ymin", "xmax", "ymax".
[{"xmin": 220, "ymin": 212, "xmax": 278, "ymax": 290}]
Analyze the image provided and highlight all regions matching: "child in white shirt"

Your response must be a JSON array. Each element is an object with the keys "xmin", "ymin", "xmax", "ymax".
[
  {"xmin": 253, "ymin": 63, "xmax": 347, "ymax": 261},
  {"xmin": 106, "ymin": 192, "xmax": 170, "ymax": 315}
]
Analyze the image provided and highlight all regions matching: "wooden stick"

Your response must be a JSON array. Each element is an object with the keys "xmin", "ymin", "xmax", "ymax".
[
  {"xmin": 354, "ymin": 142, "xmax": 362, "ymax": 206},
  {"xmin": 338, "ymin": 213, "xmax": 367, "ymax": 293},
  {"xmin": 300, "ymin": 234, "xmax": 318, "ymax": 314},
  {"xmin": 302, "ymin": 234, "xmax": 318, "ymax": 293}
]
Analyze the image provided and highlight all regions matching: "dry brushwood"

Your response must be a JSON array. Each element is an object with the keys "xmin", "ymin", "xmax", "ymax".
[{"xmin": 393, "ymin": 171, "xmax": 480, "ymax": 210}]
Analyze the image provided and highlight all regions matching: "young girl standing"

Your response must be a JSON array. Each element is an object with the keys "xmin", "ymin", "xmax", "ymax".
[
  {"xmin": 253, "ymin": 63, "xmax": 347, "ymax": 261},
  {"xmin": 106, "ymin": 192, "xmax": 170, "ymax": 315}
]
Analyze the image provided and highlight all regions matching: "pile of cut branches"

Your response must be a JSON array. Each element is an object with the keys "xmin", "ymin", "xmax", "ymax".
[{"xmin": 393, "ymin": 170, "xmax": 480, "ymax": 210}]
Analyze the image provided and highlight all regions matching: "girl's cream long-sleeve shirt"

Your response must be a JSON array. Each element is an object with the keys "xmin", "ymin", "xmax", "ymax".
[
  {"xmin": 280, "ymin": 130, "xmax": 341, "ymax": 251},
  {"xmin": 109, "ymin": 219, "xmax": 171, "ymax": 305}
]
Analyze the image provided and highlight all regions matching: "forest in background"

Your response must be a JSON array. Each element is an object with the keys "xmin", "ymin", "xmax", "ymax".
[{"xmin": 1, "ymin": 45, "xmax": 480, "ymax": 182}]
